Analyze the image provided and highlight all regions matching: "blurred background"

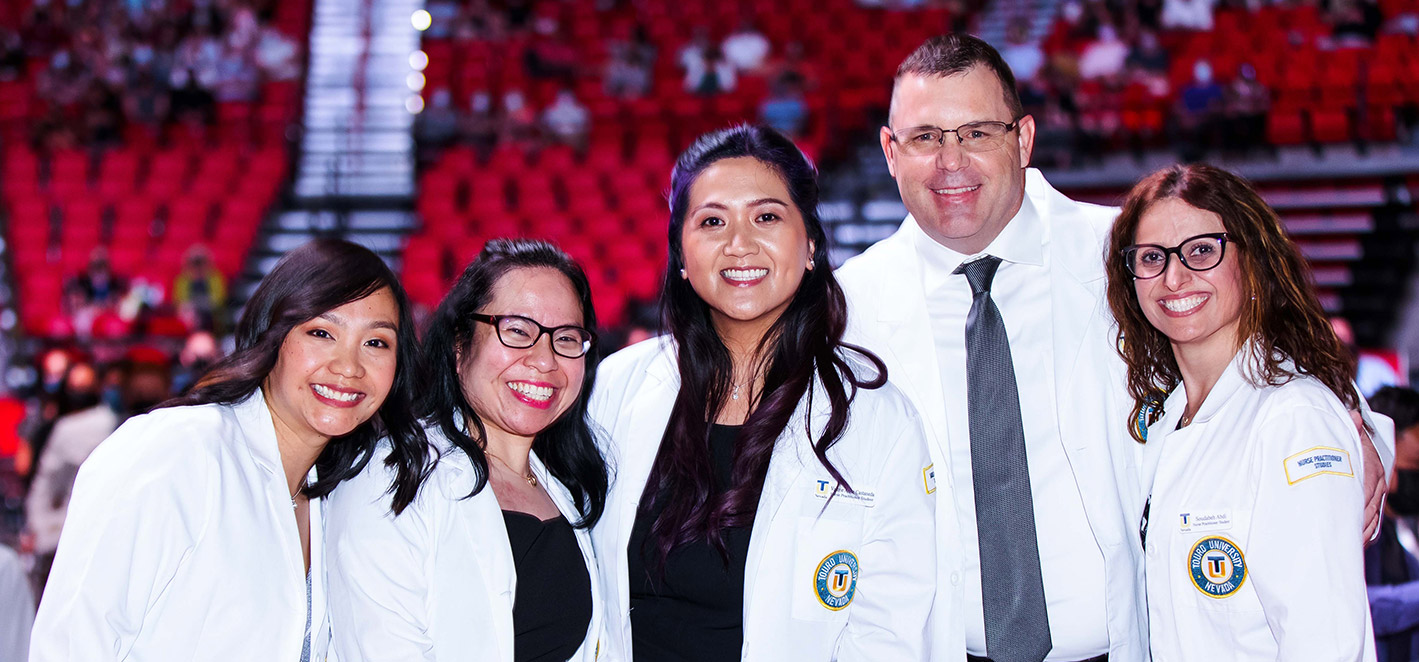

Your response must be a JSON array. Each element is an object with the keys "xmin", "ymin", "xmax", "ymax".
[{"xmin": 0, "ymin": 0, "xmax": 1415, "ymax": 600}]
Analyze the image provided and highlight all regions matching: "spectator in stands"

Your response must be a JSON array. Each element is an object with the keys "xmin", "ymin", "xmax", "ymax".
[
  {"xmin": 124, "ymin": 69, "xmax": 172, "ymax": 132},
  {"xmin": 604, "ymin": 26, "xmax": 655, "ymax": 100},
  {"xmin": 1001, "ymin": 20, "xmax": 1046, "ymax": 83},
  {"xmin": 759, "ymin": 75, "xmax": 808, "ymax": 138},
  {"xmin": 22, "ymin": 357, "xmax": 100, "ymax": 492},
  {"xmin": 417, "ymin": 87, "xmax": 462, "ymax": 157},
  {"xmin": 425, "ymin": 0, "xmax": 460, "ymax": 39},
  {"xmin": 501, "ymin": 89, "xmax": 541, "ymax": 149},
  {"xmin": 722, "ymin": 19, "xmax": 771, "ymax": 75},
  {"xmin": 254, "ymin": 24, "xmax": 301, "ymax": 81},
  {"xmin": 1078, "ymin": 23, "xmax": 1129, "ymax": 80},
  {"xmin": 173, "ymin": 330, "xmax": 221, "ymax": 397},
  {"xmin": 524, "ymin": 17, "xmax": 578, "ymax": 82},
  {"xmin": 29, "ymin": 239, "xmax": 429, "ymax": 659},
  {"xmin": 1225, "ymin": 62, "xmax": 1270, "ymax": 156},
  {"xmin": 168, "ymin": 68, "xmax": 216, "ymax": 126},
  {"xmin": 1361, "ymin": 386, "xmax": 1419, "ymax": 661},
  {"xmin": 1125, "ymin": 29, "xmax": 1169, "ymax": 76},
  {"xmin": 465, "ymin": 90, "xmax": 499, "ymax": 156},
  {"xmin": 172, "ymin": 245, "xmax": 228, "ymax": 334},
  {"xmin": 0, "ymin": 29, "xmax": 23, "ymax": 82},
  {"xmin": 1174, "ymin": 59, "xmax": 1225, "ymax": 160},
  {"xmin": 686, "ymin": 44, "xmax": 737, "ymax": 96},
  {"xmin": 542, "ymin": 88, "xmax": 590, "ymax": 152},
  {"xmin": 1161, "ymin": 0, "xmax": 1217, "ymax": 30},
  {"xmin": 25, "ymin": 360, "xmax": 120, "ymax": 598},
  {"xmin": 70, "ymin": 248, "xmax": 126, "ymax": 309}
]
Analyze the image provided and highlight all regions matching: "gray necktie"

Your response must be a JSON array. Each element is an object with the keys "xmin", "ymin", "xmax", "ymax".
[{"xmin": 956, "ymin": 256, "xmax": 1051, "ymax": 662}]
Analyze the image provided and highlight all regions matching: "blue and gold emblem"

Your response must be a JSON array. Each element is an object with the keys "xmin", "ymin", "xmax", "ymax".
[
  {"xmin": 1188, "ymin": 536, "xmax": 1246, "ymax": 598},
  {"xmin": 814, "ymin": 550, "xmax": 859, "ymax": 611}
]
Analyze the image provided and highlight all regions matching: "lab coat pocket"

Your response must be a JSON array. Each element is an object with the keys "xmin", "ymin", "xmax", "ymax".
[{"xmin": 790, "ymin": 516, "xmax": 859, "ymax": 623}]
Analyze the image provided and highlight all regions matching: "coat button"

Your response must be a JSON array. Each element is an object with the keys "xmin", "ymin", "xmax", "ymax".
[{"xmin": 950, "ymin": 572, "xmax": 960, "ymax": 585}]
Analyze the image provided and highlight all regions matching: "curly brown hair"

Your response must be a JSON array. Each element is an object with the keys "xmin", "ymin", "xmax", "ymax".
[{"xmin": 1105, "ymin": 164, "xmax": 1357, "ymax": 442}]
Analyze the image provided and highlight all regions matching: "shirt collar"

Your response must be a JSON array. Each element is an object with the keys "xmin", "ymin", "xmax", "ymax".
[{"xmin": 910, "ymin": 187, "xmax": 1045, "ymax": 279}]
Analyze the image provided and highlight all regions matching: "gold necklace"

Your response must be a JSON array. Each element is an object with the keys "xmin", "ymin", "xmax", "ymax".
[{"xmin": 488, "ymin": 452, "xmax": 538, "ymax": 487}]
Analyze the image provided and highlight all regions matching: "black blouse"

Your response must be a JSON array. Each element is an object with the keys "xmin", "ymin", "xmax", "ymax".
[
  {"xmin": 628, "ymin": 424, "xmax": 754, "ymax": 662},
  {"xmin": 502, "ymin": 510, "xmax": 592, "ymax": 662}
]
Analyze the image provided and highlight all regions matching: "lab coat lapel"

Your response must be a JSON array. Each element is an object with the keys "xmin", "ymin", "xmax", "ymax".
[
  {"xmin": 1041, "ymin": 183, "xmax": 1109, "ymax": 454},
  {"xmin": 447, "ymin": 453, "xmax": 518, "ymax": 660},
  {"xmin": 743, "ymin": 382, "xmax": 821, "ymax": 628},
  {"xmin": 865, "ymin": 219, "xmax": 950, "ymax": 455},
  {"xmin": 231, "ymin": 390, "xmax": 311, "ymax": 654},
  {"xmin": 611, "ymin": 352, "xmax": 680, "ymax": 624}
]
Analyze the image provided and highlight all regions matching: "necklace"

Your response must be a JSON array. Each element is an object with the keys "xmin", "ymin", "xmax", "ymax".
[
  {"xmin": 488, "ymin": 453, "xmax": 538, "ymax": 487},
  {"xmin": 290, "ymin": 481, "xmax": 307, "ymax": 510},
  {"xmin": 732, "ymin": 382, "xmax": 742, "ymax": 400}
]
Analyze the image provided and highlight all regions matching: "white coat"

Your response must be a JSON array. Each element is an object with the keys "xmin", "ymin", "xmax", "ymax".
[
  {"xmin": 835, "ymin": 169, "xmax": 1149, "ymax": 661},
  {"xmin": 325, "ymin": 424, "xmax": 604, "ymax": 662},
  {"xmin": 589, "ymin": 337, "xmax": 938, "ymax": 661},
  {"xmin": 1139, "ymin": 350, "xmax": 1376, "ymax": 660},
  {"xmin": 29, "ymin": 390, "xmax": 331, "ymax": 661}
]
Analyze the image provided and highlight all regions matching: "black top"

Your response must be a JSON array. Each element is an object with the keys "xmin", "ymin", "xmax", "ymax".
[
  {"xmin": 502, "ymin": 510, "xmax": 593, "ymax": 662},
  {"xmin": 628, "ymin": 424, "xmax": 754, "ymax": 662}
]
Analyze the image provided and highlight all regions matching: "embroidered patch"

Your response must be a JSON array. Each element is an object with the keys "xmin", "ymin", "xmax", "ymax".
[
  {"xmin": 1178, "ymin": 509, "xmax": 1232, "ymax": 533},
  {"xmin": 814, "ymin": 550, "xmax": 859, "ymax": 611},
  {"xmin": 1283, "ymin": 446, "xmax": 1354, "ymax": 485},
  {"xmin": 812, "ymin": 479, "xmax": 875, "ymax": 507},
  {"xmin": 1189, "ymin": 536, "xmax": 1246, "ymax": 598},
  {"xmin": 923, "ymin": 464, "xmax": 937, "ymax": 494}
]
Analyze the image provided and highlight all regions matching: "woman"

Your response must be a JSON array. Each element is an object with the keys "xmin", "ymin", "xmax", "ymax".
[
  {"xmin": 29, "ymin": 239, "xmax": 428, "ymax": 660},
  {"xmin": 590, "ymin": 125, "xmax": 937, "ymax": 661},
  {"xmin": 1105, "ymin": 164, "xmax": 1375, "ymax": 659},
  {"xmin": 326, "ymin": 239, "xmax": 608, "ymax": 662}
]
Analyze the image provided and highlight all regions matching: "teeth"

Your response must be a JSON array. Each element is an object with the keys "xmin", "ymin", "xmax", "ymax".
[
  {"xmin": 932, "ymin": 185, "xmax": 980, "ymax": 195},
  {"xmin": 722, "ymin": 268, "xmax": 768, "ymax": 281},
  {"xmin": 313, "ymin": 384, "xmax": 360, "ymax": 402},
  {"xmin": 1163, "ymin": 294, "xmax": 1208, "ymax": 313},
  {"xmin": 508, "ymin": 382, "xmax": 553, "ymax": 401}
]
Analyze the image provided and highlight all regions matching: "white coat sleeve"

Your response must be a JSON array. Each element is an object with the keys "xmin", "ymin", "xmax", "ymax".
[
  {"xmin": 28, "ymin": 427, "xmax": 211, "ymax": 661},
  {"xmin": 325, "ymin": 456, "xmax": 438, "ymax": 661},
  {"xmin": 838, "ymin": 399, "xmax": 937, "ymax": 661},
  {"xmin": 1247, "ymin": 401, "xmax": 1371, "ymax": 661}
]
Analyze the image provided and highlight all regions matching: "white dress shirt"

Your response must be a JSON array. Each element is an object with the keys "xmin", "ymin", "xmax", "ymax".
[{"xmin": 912, "ymin": 193, "xmax": 1109, "ymax": 659}]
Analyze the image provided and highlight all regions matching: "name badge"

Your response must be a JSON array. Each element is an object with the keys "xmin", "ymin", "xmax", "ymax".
[
  {"xmin": 814, "ymin": 479, "xmax": 875, "ymax": 507},
  {"xmin": 1179, "ymin": 509, "xmax": 1232, "ymax": 532}
]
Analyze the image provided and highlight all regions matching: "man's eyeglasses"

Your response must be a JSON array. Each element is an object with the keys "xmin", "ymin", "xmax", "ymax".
[
  {"xmin": 470, "ymin": 314, "xmax": 595, "ymax": 359},
  {"xmin": 887, "ymin": 120, "xmax": 1020, "ymax": 156},
  {"xmin": 1121, "ymin": 233, "xmax": 1231, "ymax": 280}
]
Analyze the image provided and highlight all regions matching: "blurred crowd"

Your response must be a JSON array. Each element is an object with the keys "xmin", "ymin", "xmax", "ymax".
[
  {"xmin": 2, "ymin": 0, "xmax": 300, "ymax": 151},
  {"xmin": 51, "ymin": 244, "xmax": 228, "ymax": 342},
  {"xmin": 1008, "ymin": 0, "xmax": 1418, "ymax": 166},
  {"xmin": 414, "ymin": 1, "xmax": 824, "ymax": 162}
]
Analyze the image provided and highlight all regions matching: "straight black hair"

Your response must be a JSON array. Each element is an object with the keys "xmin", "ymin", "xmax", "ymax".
[
  {"xmin": 164, "ymin": 238, "xmax": 431, "ymax": 514},
  {"xmin": 642, "ymin": 124, "xmax": 887, "ymax": 568},
  {"xmin": 421, "ymin": 238, "xmax": 608, "ymax": 528}
]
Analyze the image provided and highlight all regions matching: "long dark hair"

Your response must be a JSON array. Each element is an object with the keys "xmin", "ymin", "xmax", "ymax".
[
  {"xmin": 163, "ymin": 239, "xmax": 430, "ymax": 513},
  {"xmin": 421, "ymin": 238, "xmax": 607, "ymax": 528},
  {"xmin": 1106, "ymin": 164, "xmax": 1358, "ymax": 442},
  {"xmin": 643, "ymin": 124, "xmax": 887, "ymax": 566}
]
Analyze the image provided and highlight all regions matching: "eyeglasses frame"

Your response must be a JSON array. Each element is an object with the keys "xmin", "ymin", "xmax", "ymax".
[
  {"xmin": 469, "ymin": 313, "xmax": 596, "ymax": 359},
  {"xmin": 886, "ymin": 119, "xmax": 1022, "ymax": 154},
  {"xmin": 1120, "ymin": 232, "xmax": 1232, "ymax": 280}
]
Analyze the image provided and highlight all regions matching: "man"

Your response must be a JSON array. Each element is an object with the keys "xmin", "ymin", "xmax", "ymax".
[{"xmin": 836, "ymin": 34, "xmax": 1388, "ymax": 662}]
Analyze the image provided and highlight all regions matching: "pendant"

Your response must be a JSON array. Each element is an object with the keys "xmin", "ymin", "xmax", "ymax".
[{"xmin": 732, "ymin": 383, "xmax": 740, "ymax": 400}]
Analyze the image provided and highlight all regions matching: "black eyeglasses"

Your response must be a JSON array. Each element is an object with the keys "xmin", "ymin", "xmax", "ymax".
[
  {"xmin": 470, "ymin": 314, "xmax": 595, "ymax": 359},
  {"xmin": 887, "ymin": 120, "xmax": 1021, "ymax": 155},
  {"xmin": 1121, "ymin": 233, "xmax": 1231, "ymax": 280}
]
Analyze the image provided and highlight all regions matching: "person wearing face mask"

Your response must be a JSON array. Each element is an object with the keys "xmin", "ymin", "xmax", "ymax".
[
  {"xmin": 29, "ymin": 239, "xmax": 430, "ymax": 661},
  {"xmin": 1107, "ymin": 164, "xmax": 1375, "ymax": 659},
  {"xmin": 327, "ymin": 239, "xmax": 607, "ymax": 662},
  {"xmin": 590, "ymin": 125, "xmax": 937, "ymax": 661},
  {"xmin": 24, "ymin": 359, "xmax": 117, "ymax": 599},
  {"xmin": 1366, "ymin": 386, "xmax": 1419, "ymax": 661}
]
